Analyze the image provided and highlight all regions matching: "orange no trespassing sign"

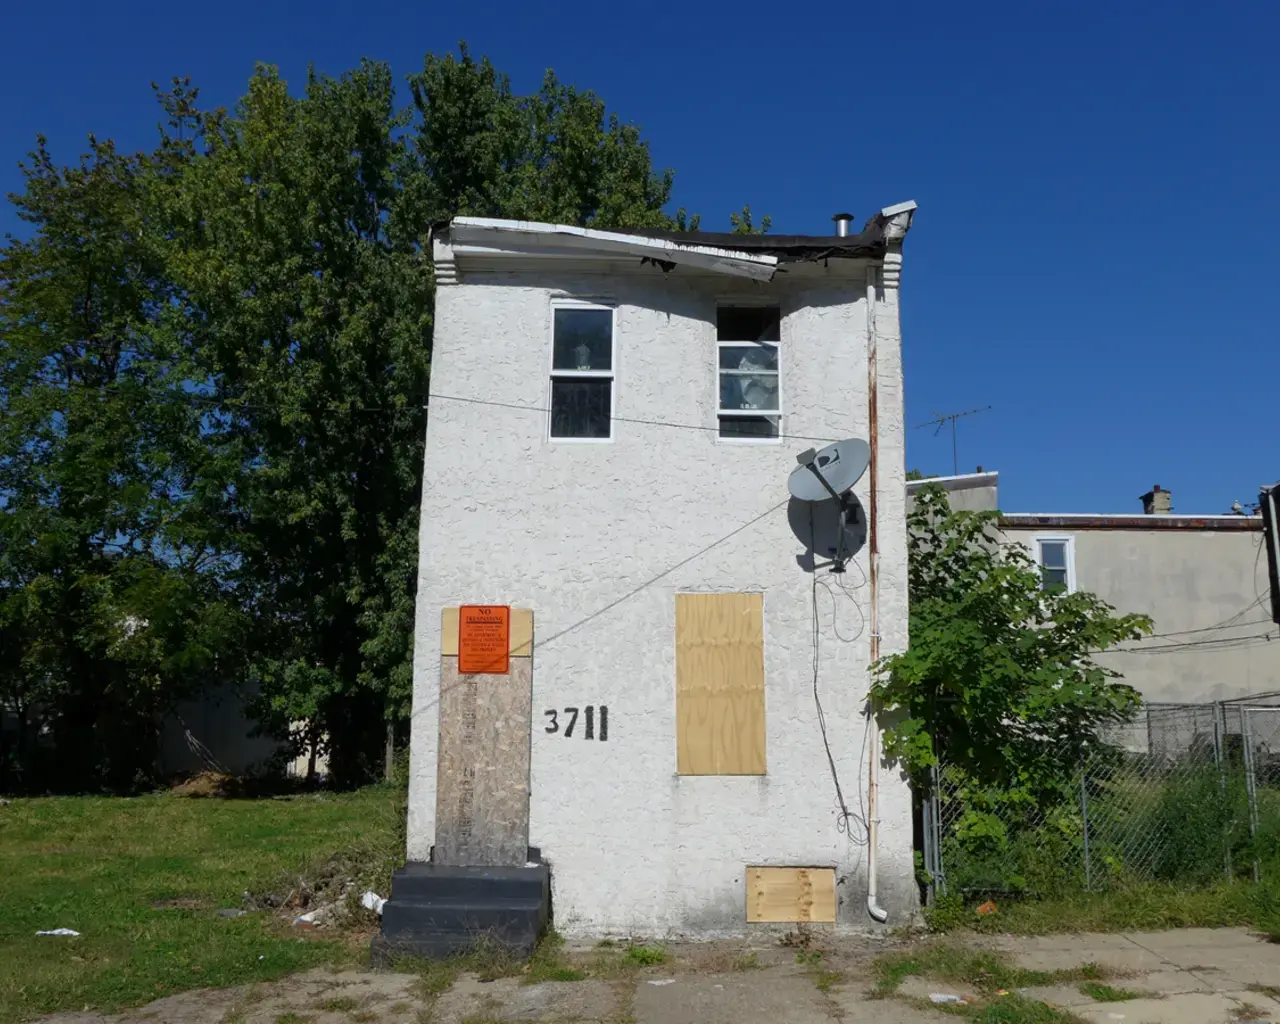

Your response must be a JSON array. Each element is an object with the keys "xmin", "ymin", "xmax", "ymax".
[{"xmin": 458, "ymin": 605, "xmax": 511, "ymax": 675}]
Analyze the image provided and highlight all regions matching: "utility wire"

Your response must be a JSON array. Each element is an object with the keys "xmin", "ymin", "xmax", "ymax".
[
  {"xmin": 61, "ymin": 385, "xmax": 851, "ymax": 443},
  {"xmin": 427, "ymin": 393, "xmax": 844, "ymax": 444},
  {"xmin": 809, "ymin": 507, "xmax": 869, "ymax": 845},
  {"xmin": 1109, "ymin": 630, "xmax": 1275, "ymax": 655}
]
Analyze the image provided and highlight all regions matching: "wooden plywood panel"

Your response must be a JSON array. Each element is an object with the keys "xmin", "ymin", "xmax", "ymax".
[
  {"xmin": 746, "ymin": 867, "xmax": 836, "ymax": 924},
  {"xmin": 442, "ymin": 607, "xmax": 533, "ymax": 658},
  {"xmin": 675, "ymin": 593, "xmax": 765, "ymax": 775},
  {"xmin": 435, "ymin": 655, "xmax": 532, "ymax": 866}
]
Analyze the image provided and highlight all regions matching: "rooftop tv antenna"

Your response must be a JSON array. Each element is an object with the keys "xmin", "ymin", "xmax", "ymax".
[
  {"xmin": 788, "ymin": 438, "xmax": 870, "ymax": 573},
  {"xmin": 914, "ymin": 405, "xmax": 991, "ymax": 476}
]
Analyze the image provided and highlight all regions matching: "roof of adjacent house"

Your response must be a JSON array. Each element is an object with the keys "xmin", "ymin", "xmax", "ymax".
[{"xmin": 998, "ymin": 513, "xmax": 1262, "ymax": 531}]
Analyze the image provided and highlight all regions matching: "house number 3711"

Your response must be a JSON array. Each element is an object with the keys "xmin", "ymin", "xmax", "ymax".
[{"xmin": 543, "ymin": 705, "xmax": 608, "ymax": 741}]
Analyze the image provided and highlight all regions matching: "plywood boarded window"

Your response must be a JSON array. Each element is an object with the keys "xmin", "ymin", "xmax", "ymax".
[{"xmin": 675, "ymin": 593, "xmax": 766, "ymax": 775}]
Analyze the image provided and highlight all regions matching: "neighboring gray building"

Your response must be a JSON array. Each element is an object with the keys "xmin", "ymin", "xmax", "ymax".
[
  {"xmin": 906, "ymin": 470, "xmax": 998, "ymax": 514},
  {"xmin": 907, "ymin": 473, "xmax": 1277, "ymax": 705}
]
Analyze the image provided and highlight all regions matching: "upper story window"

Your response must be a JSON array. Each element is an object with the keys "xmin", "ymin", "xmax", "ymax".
[
  {"xmin": 549, "ymin": 304, "xmax": 614, "ymax": 441},
  {"xmin": 1035, "ymin": 536, "xmax": 1075, "ymax": 592},
  {"xmin": 717, "ymin": 306, "xmax": 780, "ymax": 440}
]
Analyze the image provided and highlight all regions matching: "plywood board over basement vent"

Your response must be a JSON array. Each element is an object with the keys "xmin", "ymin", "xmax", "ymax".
[{"xmin": 746, "ymin": 867, "xmax": 837, "ymax": 923}]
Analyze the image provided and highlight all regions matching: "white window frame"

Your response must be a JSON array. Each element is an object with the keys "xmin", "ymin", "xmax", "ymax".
[
  {"xmin": 715, "ymin": 303, "xmax": 783, "ymax": 445},
  {"xmin": 547, "ymin": 299, "xmax": 616, "ymax": 444},
  {"xmin": 1033, "ymin": 535, "xmax": 1076, "ymax": 593}
]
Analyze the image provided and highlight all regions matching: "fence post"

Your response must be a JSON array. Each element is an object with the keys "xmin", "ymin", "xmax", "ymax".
[
  {"xmin": 1242, "ymin": 709, "xmax": 1261, "ymax": 884},
  {"xmin": 1081, "ymin": 762, "xmax": 1092, "ymax": 892},
  {"xmin": 1213, "ymin": 703, "xmax": 1231, "ymax": 881},
  {"xmin": 921, "ymin": 785, "xmax": 936, "ymax": 907},
  {"xmin": 930, "ymin": 761, "xmax": 946, "ymax": 896}
]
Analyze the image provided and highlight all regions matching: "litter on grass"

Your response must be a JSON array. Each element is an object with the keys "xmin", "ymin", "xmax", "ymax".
[
  {"xmin": 360, "ymin": 891, "xmax": 386, "ymax": 915},
  {"xmin": 36, "ymin": 929, "xmax": 80, "ymax": 937},
  {"xmin": 647, "ymin": 979, "xmax": 676, "ymax": 986},
  {"xmin": 930, "ymin": 994, "xmax": 971, "ymax": 1005}
]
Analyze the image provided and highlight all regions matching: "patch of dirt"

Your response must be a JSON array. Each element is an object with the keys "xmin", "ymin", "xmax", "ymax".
[
  {"xmin": 169, "ymin": 772, "xmax": 243, "ymax": 799},
  {"xmin": 150, "ymin": 897, "xmax": 209, "ymax": 911}
]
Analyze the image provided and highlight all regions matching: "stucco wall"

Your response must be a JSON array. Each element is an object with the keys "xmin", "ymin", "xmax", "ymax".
[
  {"xmin": 407, "ymin": 258, "xmax": 917, "ymax": 936},
  {"xmin": 1001, "ymin": 525, "xmax": 1277, "ymax": 704}
]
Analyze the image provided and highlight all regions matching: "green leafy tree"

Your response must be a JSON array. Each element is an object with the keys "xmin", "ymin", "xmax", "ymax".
[
  {"xmin": 404, "ymin": 44, "xmax": 694, "ymax": 231},
  {"xmin": 2, "ymin": 44, "xmax": 729, "ymax": 788},
  {"xmin": 155, "ymin": 62, "xmax": 432, "ymax": 785},
  {"xmin": 0, "ymin": 134, "xmax": 245, "ymax": 790},
  {"xmin": 728, "ymin": 204, "xmax": 771, "ymax": 234},
  {"xmin": 157, "ymin": 49, "xmax": 696, "ymax": 783},
  {"xmin": 871, "ymin": 485, "xmax": 1152, "ymax": 797}
]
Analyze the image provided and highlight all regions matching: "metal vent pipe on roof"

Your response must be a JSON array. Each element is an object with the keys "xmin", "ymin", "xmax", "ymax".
[{"xmin": 832, "ymin": 212, "xmax": 854, "ymax": 237}]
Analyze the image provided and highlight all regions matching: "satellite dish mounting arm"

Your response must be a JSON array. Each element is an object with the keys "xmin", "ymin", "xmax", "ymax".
[
  {"xmin": 795, "ymin": 449, "xmax": 853, "ymax": 572},
  {"xmin": 796, "ymin": 448, "xmax": 845, "ymax": 505}
]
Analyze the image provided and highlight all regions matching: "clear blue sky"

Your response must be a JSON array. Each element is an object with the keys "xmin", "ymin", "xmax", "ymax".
[{"xmin": 4, "ymin": 1, "xmax": 1276, "ymax": 514}]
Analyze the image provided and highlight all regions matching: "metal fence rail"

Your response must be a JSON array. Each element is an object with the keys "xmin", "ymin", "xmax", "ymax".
[{"xmin": 922, "ymin": 695, "xmax": 1280, "ymax": 900}]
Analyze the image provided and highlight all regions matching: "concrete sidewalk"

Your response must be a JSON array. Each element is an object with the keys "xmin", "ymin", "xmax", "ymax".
[{"xmin": 39, "ymin": 927, "xmax": 1280, "ymax": 1024}]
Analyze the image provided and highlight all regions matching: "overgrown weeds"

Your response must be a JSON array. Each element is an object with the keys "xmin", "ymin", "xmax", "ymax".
[
  {"xmin": 1078, "ymin": 981, "xmax": 1140, "ymax": 1002},
  {"xmin": 732, "ymin": 950, "xmax": 761, "ymax": 971},
  {"xmin": 873, "ymin": 944, "xmax": 1108, "ymax": 998},
  {"xmin": 922, "ymin": 876, "xmax": 1280, "ymax": 938},
  {"xmin": 874, "ymin": 945, "xmax": 1102, "ymax": 1023},
  {"xmin": 624, "ymin": 944, "xmax": 668, "ymax": 966}
]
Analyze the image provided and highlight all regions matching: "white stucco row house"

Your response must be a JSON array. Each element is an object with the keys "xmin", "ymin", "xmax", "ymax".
[{"xmin": 389, "ymin": 204, "xmax": 921, "ymax": 947}]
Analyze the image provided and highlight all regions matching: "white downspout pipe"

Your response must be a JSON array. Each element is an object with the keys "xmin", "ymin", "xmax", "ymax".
[
  {"xmin": 863, "ymin": 200, "xmax": 917, "ymax": 925},
  {"xmin": 864, "ymin": 264, "xmax": 888, "ymax": 924}
]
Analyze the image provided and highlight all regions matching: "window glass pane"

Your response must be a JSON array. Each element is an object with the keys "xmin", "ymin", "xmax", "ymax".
[
  {"xmin": 553, "ymin": 308, "xmax": 612, "ymax": 371},
  {"xmin": 1039, "ymin": 541, "xmax": 1066, "ymax": 569},
  {"xmin": 717, "ymin": 307, "xmax": 780, "ymax": 342},
  {"xmin": 718, "ymin": 344, "xmax": 778, "ymax": 372},
  {"xmin": 1041, "ymin": 566, "xmax": 1068, "ymax": 591},
  {"xmin": 551, "ymin": 378, "xmax": 611, "ymax": 438},
  {"xmin": 719, "ymin": 415, "xmax": 779, "ymax": 439},
  {"xmin": 720, "ymin": 372, "xmax": 779, "ymax": 411}
]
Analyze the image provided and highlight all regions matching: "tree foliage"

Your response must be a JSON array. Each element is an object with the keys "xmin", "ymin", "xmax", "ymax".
[
  {"xmin": 0, "ymin": 44, "xmax": 727, "ymax": 791},
  {"xmin": 728, "ymin": 204, "xmax": 771, "ymax": 234},
  {"xmin": 871, "ymin": 485, "xmax": 1153, "ymax": 797},
  {"xmin": 0, "ymin": 135, "xmax": 247, "ymax": 789}
]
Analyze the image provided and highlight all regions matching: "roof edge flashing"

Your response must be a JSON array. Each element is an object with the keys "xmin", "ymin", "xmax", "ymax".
[
  {"xmin": 873, "ymin": 200, "xmax": 918, "ymax": 243},
  {"xmin": 448, "ymin": 217, "xmax": 778, "ymax": 281}
]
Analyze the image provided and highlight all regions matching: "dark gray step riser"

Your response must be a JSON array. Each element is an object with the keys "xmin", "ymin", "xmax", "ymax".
[
  {"xmin": 387, "ymin": 897, "xmax": 546, "ymax": 911},
  {"xmin": 391, "ymin": 879, "xmax": 547, "ymax": 902},
  {"xmin": 389, "ymin": 866, "xmax": 549, "ymax": 903},
  {"xmin": 381, "ymin": 906, "xmax": 542, "ymax": 937}
]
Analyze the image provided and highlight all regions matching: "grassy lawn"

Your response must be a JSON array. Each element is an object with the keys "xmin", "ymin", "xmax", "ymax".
[
  {"xmin": 0, "ymin": 783, "xmax": 403, "ymax": 1024},
  {"xmin": 924, "ymin": 879, "xmax": 1280, "ymax": 938}
]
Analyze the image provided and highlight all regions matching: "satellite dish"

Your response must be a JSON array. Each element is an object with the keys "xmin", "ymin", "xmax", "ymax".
[
  {"xmin": 787, "ymin": 438, "xmax": 870, "ymax": 502},
  {"xmin": 787, "ymin": 438, "xmax": 870, "ymax": 574}
]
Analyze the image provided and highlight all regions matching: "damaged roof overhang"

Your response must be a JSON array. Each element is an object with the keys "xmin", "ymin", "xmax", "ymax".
[{"xmin": 448, "ymin": 217, "xmax": 781, "ymax": 281}]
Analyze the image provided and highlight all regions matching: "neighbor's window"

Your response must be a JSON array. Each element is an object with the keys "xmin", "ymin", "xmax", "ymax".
[
  {"xmin": 550, "ymin": 305, "xmax": 613, "ymax": 440},
  {"xmin": 717, "ymin": 306, "xmax": 780, "ymax": 440},
  {"xmin": 1036, "ymin": 537, "xmax": 1074, "ymax": 592}
]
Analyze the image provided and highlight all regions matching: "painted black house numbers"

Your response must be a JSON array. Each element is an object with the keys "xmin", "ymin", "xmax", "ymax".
[{"xmin": 544, "ymin": 705, "xmax": 608, "ymax": 740}]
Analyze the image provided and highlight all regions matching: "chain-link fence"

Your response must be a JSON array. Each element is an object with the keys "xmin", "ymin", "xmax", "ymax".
[{"xmin": 921, "ymin": 694, "xmax": 1280, "ymax": 902}]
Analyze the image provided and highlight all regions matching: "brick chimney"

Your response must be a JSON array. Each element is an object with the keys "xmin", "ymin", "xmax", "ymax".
[{"xmin": 1140, "ymin": 484, "xmax": 1172, "ymax": 515}]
